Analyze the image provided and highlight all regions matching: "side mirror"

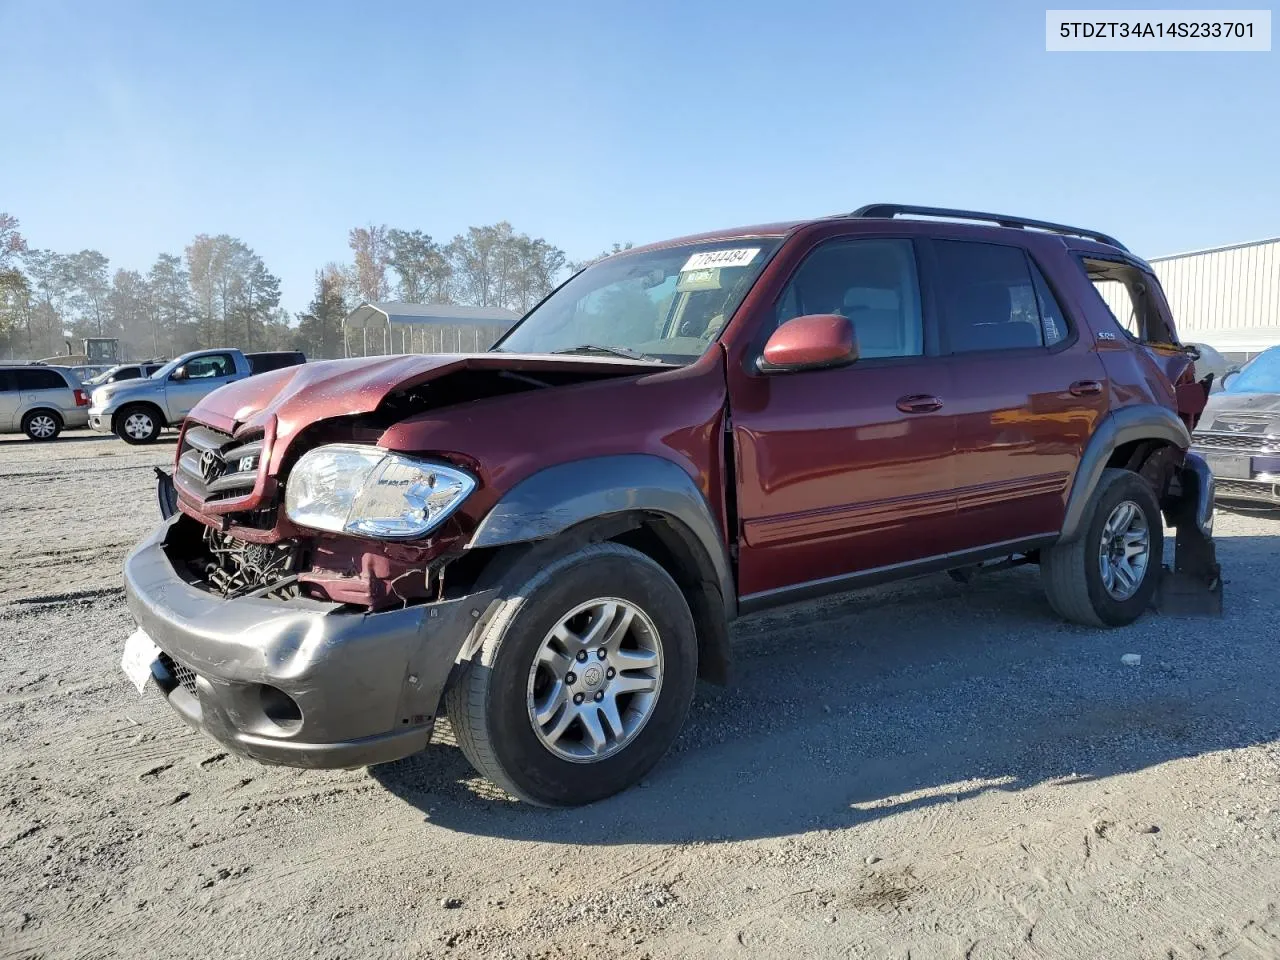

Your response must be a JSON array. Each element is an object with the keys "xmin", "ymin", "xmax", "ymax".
[
  {"xmin": 758, "ymin": 314, "xmax": 858, "ymax": 373},
  {"xmin": 1221, "ymin": 369, "xmax": 1240, "ymax": 390},
  {"xmin": 170, "ymin": 366, "xmax": 187, "ymax": 381}
]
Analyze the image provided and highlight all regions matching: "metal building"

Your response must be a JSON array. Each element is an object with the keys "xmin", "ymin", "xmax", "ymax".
[
  {"xmin": 342, "ymin": 302, "xmax": 521, "ymax": 357},
  {"xmin": 1146, "ymin": 237, "xmax": 1280, "ymax": 363}
]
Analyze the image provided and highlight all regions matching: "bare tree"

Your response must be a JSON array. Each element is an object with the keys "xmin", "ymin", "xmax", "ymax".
[
  {"xmin": 349, "ymin": 224, "xmax": 391, "ymax": 303},
  {"xmin": 64, "ymin": 250, "xmax": 112, "ymax": 337},
  {"xmin": 108, "ymin": 269, "xmax": 151, "ymax": 358},
  {"xmin": 148, "ymin": 253, "xmax": 193, "ymax": 356}
]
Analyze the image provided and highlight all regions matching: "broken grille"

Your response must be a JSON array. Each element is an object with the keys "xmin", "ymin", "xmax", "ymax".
[
  {"xmin": 158, "ymin": 652, "xmax": 199, "ymax": 698},
  {"xmin": 178, "ymin": 424, "xmax": 264, "ymax": 501},
  {"xmin": 1193, "ymin": 433, "xmax": 1272, "ymax": 453}
]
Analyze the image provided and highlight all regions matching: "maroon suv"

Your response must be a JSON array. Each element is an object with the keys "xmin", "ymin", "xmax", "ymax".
[{"xmin": 121, "ymin": 204, "xmax": 1220, "ymax": 806}]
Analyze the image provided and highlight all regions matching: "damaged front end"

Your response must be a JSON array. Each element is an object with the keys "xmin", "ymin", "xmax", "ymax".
[{"xmin": 125, "ymin": 352, "xmax": 670, "ymax": 769}]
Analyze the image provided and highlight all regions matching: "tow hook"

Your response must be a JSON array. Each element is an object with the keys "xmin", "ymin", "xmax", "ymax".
[{"xmin": 1155, "ymin": 452, "xmax": 1223, "ymax": 617}]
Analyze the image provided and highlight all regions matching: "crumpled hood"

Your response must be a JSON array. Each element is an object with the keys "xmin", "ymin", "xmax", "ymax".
[
  {"xmin": 1198, "ymin": 391, "xmax": 1280, "ymax": 435},
  {"xmin": 188, "ymin": 352, "xmax": 669, "ymax": 468}
]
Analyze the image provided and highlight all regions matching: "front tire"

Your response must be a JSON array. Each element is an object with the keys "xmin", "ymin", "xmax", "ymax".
[
  {"xmin": 1041, "ymin": 468, "xmax": 1163, "ymax": 627},
  {"xmin": 115, "ymin": 404, "xmax": 163, "ymax": 444},
  {"xmin": 22, "ymin": 409, "xmax": 62, "ymax": 441},
  {"xmin": 444, "ymin": 542, "xmax": 698, "ymax": 806}
]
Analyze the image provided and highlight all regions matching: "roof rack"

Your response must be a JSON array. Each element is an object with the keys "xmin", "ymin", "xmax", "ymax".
[{"xmin": 850, "ymin": 203, "xmax": 1128, "ymax": 252}]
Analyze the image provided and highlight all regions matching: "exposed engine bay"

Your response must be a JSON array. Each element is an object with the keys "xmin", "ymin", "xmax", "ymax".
[{"xmin": 191, "ymin": 524, "xmax": 300, "ymax": 599}]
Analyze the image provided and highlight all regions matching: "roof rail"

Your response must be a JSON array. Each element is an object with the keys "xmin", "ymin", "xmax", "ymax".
[{"xmin": 849, "ymin": 203, "xmax": 1128, "ymax": 252}]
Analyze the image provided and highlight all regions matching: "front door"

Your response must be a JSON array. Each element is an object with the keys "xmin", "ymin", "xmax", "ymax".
[
  {"xmin": 728, "ymin": 236, "xmax": 957, "ymax": 601},
  {"xmin": 166, "ymin": 352, "xmax": 238, "ymax": 420}
]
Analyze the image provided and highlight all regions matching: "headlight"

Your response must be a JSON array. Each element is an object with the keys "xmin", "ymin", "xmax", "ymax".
[{"xmin": 284, "ymin": 444, "xmax": 476, "ymax": 539}]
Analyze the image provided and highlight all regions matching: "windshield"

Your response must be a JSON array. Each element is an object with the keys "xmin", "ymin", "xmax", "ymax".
[
  {"xmin": 1225, "ymin": 349, "xmax": 1280, "ymax": 394},
  {"xmin": 493, "ymin": 240, "xmax": 781, "ymax": 363}
]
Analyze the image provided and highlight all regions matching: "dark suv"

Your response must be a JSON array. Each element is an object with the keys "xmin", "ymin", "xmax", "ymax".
[{"xmin": 121, "ymin": 205, "xmax": 1219, "ymax": 806}]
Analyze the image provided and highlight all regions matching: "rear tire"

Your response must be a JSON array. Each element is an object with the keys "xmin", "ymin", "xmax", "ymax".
[
  {"xmin": 444, "ymin": 542, "xmax": 698, "ymax": 807},
  {"xmin": 115, "ymin": 404, "xmax": 163, "ymax": 444},
  {"xmin": 22, "ymin": 409, "xmax": 62, "ymax": 441},
  {"xmin": 1041, "ymin": 468, "xmax": 1163, "ymax": 627}
]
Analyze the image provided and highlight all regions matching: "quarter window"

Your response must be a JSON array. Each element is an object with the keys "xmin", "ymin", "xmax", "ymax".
[
  {"xmin": 775, "ymin": 238, "xmax": 923, "ymax": 359},
  {"xmin": 935, "ymin": 241, "xmax": 1047, "ymax": 352},
  {"xmin": 1081, "ymin": 258, "xmax": 1176, "ymax": 344}
]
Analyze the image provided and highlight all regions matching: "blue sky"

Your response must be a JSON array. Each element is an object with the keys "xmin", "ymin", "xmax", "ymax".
[{"xmin": 2, "ymin": 0, "xmax": 1277, "ymax": 313}]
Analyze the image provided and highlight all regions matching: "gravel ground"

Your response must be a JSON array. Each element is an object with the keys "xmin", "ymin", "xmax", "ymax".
[{"xmin": 2, "ymin": 429, "xmax": 1280, "ymax": 959}]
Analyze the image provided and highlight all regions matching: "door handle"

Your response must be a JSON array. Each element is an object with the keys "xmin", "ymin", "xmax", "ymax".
[
  {"xmin": 896, "ymin": 394, "xmax": 944, "ymax": 414},
  {"xmin": 1069, "ymin": 380, "xmax": 1104, "ymax": 397}
]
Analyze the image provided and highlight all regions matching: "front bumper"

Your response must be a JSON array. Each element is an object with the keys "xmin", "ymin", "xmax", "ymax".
[
  {"xmin": 88, "ymin": 409, "xmax": 112, "ymax": 433},
  {"xmin": 123, "ymin": 518, "xmax": 494, "ymax": 768}
]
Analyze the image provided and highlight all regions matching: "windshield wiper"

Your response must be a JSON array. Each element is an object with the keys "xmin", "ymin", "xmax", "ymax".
[{"xmin": 551, "ymin": 343, "xmax": 659, "ymax": 362}]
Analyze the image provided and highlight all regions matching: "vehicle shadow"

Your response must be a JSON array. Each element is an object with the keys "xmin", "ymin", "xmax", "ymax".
[{"xmin": 370, "ymin": 534, "xmax": 1279, "ymax": 845}]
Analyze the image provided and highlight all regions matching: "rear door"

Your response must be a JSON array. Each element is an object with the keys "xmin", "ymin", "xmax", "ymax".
[
  {"xmin": 930, "ymin": 238, "xmax": 1109, "ymax": 545},
  {"xmin": 16, "ymin": 367, "xmax": 75, "ymax": 418},
  {"xmin": 727, "ymin": 235, "xmax": 958, "ymax": 600}
]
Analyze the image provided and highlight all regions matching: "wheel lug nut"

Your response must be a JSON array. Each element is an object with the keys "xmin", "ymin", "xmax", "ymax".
[
  {"xmin": 573, "ymin": 692, "xmax": 584, "ymax": 705},
  {"xmin": 576, "ymin": 650, "xmax": 588, "ymax": 662},
  {"xmin": 597, "ymin": 648, "xmax": 607, "ymax": 660},
  {"xmin": 594, "ymin": 691, "xmax": 604, "ymax": 702},
  {"xmin": 565, "ymin": 672, "xmax": 576, "ymax": 685},
  {"xmin": 606, "ymin": 668, "xmax": 615, "ymax": 679}
]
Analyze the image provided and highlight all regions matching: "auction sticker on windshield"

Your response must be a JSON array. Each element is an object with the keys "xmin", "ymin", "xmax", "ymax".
[
  {"xmin": 121, "ymin": 628, "xmax": 162, "ymax": 695},
  {"xmin": 681, "ymin": 248, "xmax": 759, "ymax": 272}
]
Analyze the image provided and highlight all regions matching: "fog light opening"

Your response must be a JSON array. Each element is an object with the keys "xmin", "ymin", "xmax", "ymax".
[{"xmin": 259, "ymin": 685, "xmax": 302, "ymax": 733}]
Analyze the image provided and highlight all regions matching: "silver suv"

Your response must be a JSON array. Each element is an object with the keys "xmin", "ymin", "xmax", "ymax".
[{"xmin": 0, "ymin": 366, "xmax": 90, "ymax": 441}]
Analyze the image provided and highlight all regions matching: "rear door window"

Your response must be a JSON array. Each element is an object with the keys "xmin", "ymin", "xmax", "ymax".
[{"xmin": 933, "ymin": 241, "xmax": 1047, "ymax": 352}]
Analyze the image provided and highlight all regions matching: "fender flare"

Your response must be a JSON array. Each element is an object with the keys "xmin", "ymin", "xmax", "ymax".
[
  {"xmin": 1059, "ymin": 404, "xmax": 1191, "ymax": 543},
  {"xmin": 467, "ymin": 454, "xmax": 736, "ymax": 620}
]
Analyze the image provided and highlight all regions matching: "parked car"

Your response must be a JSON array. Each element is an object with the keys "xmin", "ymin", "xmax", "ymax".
[
  {"xmin": 120, "ymin": 204, "xmax": 1219, "ymax": 807},
  {"xmin": 247, "ymin": 351, "xmax": 306, "ymax": 375},
  {"xmin": 1191, "ymin": 344, "xmax": 1280, "ymax": 506},
  {"xmin": 69, "ymin": 364, "xmax": 115, "ymax": 384},
  {"xmin": 89, "ymin": 349, "xmax": 306, "ymax": 444},
  {"xmin": 84, "ymin": 361, "xmax": 167, "ymax": 389},
  {"xmin": 0, "ymin": 365, "xmax": 90, "ymax": 440}
]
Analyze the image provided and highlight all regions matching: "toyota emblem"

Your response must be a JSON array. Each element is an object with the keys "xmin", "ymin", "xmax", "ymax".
[{"xmin": 199, "ymin": 451, "xmax": 220, "ymax": 482}]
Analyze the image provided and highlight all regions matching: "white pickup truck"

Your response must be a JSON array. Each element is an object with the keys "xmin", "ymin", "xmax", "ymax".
[{"xmin": 89, "ymin": 348, "xmax": 304, "ymax": 443}]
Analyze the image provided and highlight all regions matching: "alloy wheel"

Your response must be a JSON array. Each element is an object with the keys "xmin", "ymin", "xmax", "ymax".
[
  {"xmin": 1098, "ymin": 499, "xmax": 1150, "ymax": 601},
  {"xmin": 526, "ymin": 598, "xmax": 664, "ymax": 763}
]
